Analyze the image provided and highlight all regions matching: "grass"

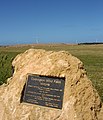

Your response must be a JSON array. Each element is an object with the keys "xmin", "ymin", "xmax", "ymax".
[
  {"xmin": 0, "ymin": 44, "xmax": 103, "ymax": 101},
  {"xmin": 0, "ymin": 52, "xmax": 19, "ymax": 84}
]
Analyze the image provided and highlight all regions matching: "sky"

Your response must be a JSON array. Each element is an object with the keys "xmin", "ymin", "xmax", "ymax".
[{"xmin": 0, "ymin": 0, "xmax": 103, "ymax": 45}]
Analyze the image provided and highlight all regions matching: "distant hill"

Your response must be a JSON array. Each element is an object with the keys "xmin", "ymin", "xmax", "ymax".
[{"xmin": 78, "ymin": 42, "xmax": 103, "ymax": 45}]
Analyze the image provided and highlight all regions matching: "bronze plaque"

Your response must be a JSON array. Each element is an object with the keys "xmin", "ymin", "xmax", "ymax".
[{"xmin": 22, "ymin": 74, "xmax": 65, "ymax": 109}]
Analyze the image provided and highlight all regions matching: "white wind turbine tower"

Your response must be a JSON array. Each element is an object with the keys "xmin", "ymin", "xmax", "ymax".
[
  {"xmin": 32, "ymin": 34, "xmax": 38, "ymax": 44},
  {"xmin": 96, "ymin": 39, "xmax": 98, "ymax": 43},
  {"xmin": 33, "ymin": 34, "xmax": 39, "ymax": 44},
  {"xmin": 75, "ymin": 39, "xmax": 78, "ymax": 44},
  {"xmin": 36, "ymin": 36, "xmax": 39, "ymax": 44}
]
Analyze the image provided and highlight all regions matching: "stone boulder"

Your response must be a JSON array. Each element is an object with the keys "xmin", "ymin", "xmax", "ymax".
[{"xmin": 0, "ymin": 49, "xmax": 103, "ymax": 120}]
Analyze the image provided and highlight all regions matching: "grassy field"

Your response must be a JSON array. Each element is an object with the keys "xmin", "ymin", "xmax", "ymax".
[{"xmin": 0, "ymin": 44, "xmax": 103, "ymax": 101}]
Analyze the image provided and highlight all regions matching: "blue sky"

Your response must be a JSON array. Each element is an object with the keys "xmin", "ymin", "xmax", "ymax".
[{"xmin": 0, "ymin": 0, "xmax": 103, "ymax": 45}]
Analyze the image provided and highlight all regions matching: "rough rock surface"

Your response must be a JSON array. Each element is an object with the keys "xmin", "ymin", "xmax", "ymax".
[{"xmin": 0, "ymin": 49, "xmax": 103, "ymax": 120}]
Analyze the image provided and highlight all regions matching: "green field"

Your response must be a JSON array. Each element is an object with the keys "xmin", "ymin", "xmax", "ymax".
[{"xmin": 0, "ymin": 44, "xmax": 103, "ymax": 101}]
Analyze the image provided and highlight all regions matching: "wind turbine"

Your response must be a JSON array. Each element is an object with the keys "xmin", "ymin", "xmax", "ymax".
[
  {"xmin": 32, "ymin": 34, "xmax": 39, "ymax": 44},
  {"xmin": 76, "ymin": 39, "xmax": 78, "ymax": 44},
  {"xmin": 96, "ymin": 39, "xmax": 98, "ymax": 43},
  {"xmin": 35, "ymin": 36, "xmax": 39, "ymax": 44}
]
